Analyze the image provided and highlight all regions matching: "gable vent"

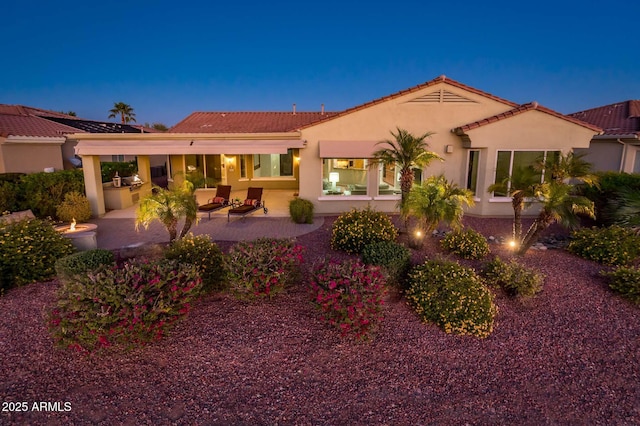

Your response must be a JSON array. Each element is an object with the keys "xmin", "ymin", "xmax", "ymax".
[{"xmin": 408, "ymin": 89, "xmax": 477, "ymax": 104}]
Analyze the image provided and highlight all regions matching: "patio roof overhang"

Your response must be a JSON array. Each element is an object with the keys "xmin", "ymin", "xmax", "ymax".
[{"xmin": 71, "ymin": 133, "xmax": 306, "ymax": 156}]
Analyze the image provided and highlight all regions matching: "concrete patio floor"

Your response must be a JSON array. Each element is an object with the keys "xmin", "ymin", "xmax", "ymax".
[{"xmin": 90, "ymin": 190, "xmax": 325, "ymax": 250}]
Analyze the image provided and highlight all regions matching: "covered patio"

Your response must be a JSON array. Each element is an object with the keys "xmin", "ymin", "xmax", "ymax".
[{"xmin": 71, "ymin": 132, "xmax": 305, "ymax": 217}]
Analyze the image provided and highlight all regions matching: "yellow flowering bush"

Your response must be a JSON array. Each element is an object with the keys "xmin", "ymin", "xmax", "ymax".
[
  {"xmin": 441, "ymin": 228, "xmax": 490, "ymax": 260},
  {"xmin": 331, "ymin": 207, "xmax": 398, "ymax": 254},
  {"xmin": 0, "ymin": 218, "xmax": 75, "ymax": 293},
  {"xmin": 601, "ymin": 266, "xmax": 640, "ymax": 304},
  {"xmin": 568, "ymin": 226, "xmax": 640, "ymax": 266},
  {"xmin": 406, "ymin": 259, "xmax": 497, "ymax": 338},
  {"xmin": 164, "ymin": 233, "xmax": 226, "ymax": 292}
]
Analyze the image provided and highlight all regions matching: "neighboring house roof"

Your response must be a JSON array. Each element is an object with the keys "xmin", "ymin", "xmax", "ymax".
[
  {"xmin": 568, "ymin": 100, "xmax": 640, "ymax": 137},
  {"xmin": 170, "ymin": 111, "xmax": 338, "ymax": 133},
  {"xmin": 0, "ymin": 104, "xmax": 155, "ymax": 137},
  {"xmin": 0, "ymin": 105, "xmax": 81, "ymax": 138},
  {"xmin": 453, "ymin": 102, "xmax": 603, "ymax": 134},
  {"xmin": 44, "ymin": 116, "xmax": 152, "ymax": 134}
]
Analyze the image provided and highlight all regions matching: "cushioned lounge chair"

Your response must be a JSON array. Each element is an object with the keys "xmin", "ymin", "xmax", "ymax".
[
  {"xmin": 227, "ymin": 187, "xmax": 268, "ymax": 221},
  {"xmin": 198, "ymin": 185, "xmax": 232, "ymax": 220}
]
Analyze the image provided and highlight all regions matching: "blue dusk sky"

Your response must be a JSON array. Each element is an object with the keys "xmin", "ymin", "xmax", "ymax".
[{"xmin": 1, "ymin": 0, "xmax": 638, "ymax": 127}]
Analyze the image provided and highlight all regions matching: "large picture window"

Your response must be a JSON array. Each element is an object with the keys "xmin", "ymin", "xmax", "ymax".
[
  {"xmin": 493, "ymin": 150, "xmax": 559, "ymax": 197},
  {"xmin": 253, "ymin": 149, "xmax": 294, "ymax": 178},
  {"xmin": 184, "ymin": 154, "xmax": 221, "ymax": 188},
  {"xmin": 322, "ymin": 158, "xmax": 369, "ymax": 196}
]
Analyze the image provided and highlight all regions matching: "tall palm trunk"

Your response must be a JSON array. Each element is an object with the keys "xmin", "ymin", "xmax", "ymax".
[
  {"xmin": 517, "ymin": 212, "xmax": 552, "ymax": 255},
  {"xmin": 179, "ymin": 217, "xmax": 194, "ymax": 239},
  {"xmin": 399, "ymin": 167, "xmax": 414, "ymax": 231},
  {"xmin": 399, "ymin": 167, "xmax": 414, "ymax": 208},
  {"xmin": 167, "ymin": 219, "xmax": 178, "ymax": 242},
  {"xmin": 512, "ymin": 195, "xmax": 524, "ymax": 242}
]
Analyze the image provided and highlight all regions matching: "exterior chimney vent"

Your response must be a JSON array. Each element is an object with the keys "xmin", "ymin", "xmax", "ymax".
[
  {"xmin": 321, "ymin": 104, "xmax": 325, "ymax": 115},
  {"xmin": 292, "ymin": 103, "xmax": 296, "ymax": 115}
]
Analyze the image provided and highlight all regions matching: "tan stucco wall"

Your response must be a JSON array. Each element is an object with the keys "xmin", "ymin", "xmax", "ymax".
[
  {"xmin": 462, "ymin": 110, "xmax": 599, "ymax": 216},
  {"xmin": 0, "ymin": 142, "xmax": 64, "ymax": 173},
  {"xmin": 575, "ymin": 141, "xmax": 624, "ymax": 173},
  {"xmin": 298, "ymin": 81, "xmax": 600, "ymax": 217}
]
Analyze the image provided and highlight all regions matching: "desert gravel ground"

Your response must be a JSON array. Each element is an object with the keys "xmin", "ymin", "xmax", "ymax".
[{"xmin": 1, "ymin": 216, "xmax": 639, "ymax": 425}]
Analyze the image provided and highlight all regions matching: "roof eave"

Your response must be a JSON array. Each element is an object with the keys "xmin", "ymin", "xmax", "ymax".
[{"xmin": 70, "ymin": 131, "xmax": 302, "ymax": 141}]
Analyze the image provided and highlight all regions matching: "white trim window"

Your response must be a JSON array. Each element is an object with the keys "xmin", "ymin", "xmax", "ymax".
[
  {"xmin": 492, "ymin": 150, "xmax": 559, "ymax": 197},
  {"xmin": 466, "ymin": 150, "xmax": 480, "ymax": 196},
  {"xmin": 321, "ymin": 158, "xmax": 369, "ymax": 196}
]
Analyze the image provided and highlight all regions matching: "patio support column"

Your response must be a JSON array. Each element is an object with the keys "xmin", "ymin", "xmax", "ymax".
[
  {"xmin": 81, "ymin": 155, "xmax": 105, "ymax": 217},
  {"xmin": 136, "ymin": 155, "xmax": 151, "ymax": 183}
]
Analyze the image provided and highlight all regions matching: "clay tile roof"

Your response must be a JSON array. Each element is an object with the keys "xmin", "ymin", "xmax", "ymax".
[
  {"xmin": 170, "ymin": 111, "xmax": 339, "ymax": 133},
  {"xmin": 453, "ymin": 102, "xmax": 602, "ymax": 134},
  {"xmin": 0, "ymin": 105, "xmax": 83, "ymax": 138},
  {"xmin": 568, "ymin": 100, "xmax": 640, "ymax": 136}
]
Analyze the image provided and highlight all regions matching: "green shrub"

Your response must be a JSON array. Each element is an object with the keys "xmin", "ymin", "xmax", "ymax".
[
  {"xmin": 55, "ymin": 249, "xmax": 115, "ymax": 283},
  {"xmin": 361, "ymin": 241, "xmax": 411, "ymax": 288},
  {"xmin": 101, "ymin": 161, "xmax": 137, "ymax": 183},
  {"xmin": 309, "ymin": 259, "xmax": 387, "ymax": 340},
  {"xmin": 580, "ymin": 172, "xmax": 640, "ymax": 227},
  {"xmin": 441, "ymin": 228, "xmax": 490, "ymax": 260},
  {"xmin": 331, "ymin": 207, "xmax": 398, "ymax": 254},
  {"xmin": 56, "ymin": 191, "xmax": 92, "ymax": 223},
  {"xmin": 164, "ymin": 234, "xmax": 227, "ymax": 292},
  {"xmin": 19, "ymin": 170, "xmax": 85, "ymax": 219},
  {"xmin": 406, "ymin": 259, "xmax": 497, "ymax": 338},
  {"xmin": 0, "ymin": 219, "xmax": 75, "ymax": 292},
  {"xmin": 0, "ymin": 181, "xmax": 19, "ymax": 213},
  {"xmin": 0, "ymin": 174, "xmax": 26, "ymax": 214},
  {"xmin": 601, "ymin": 266, "xmax": 640, "ymax": 304},
  {"xmin": 567, "ymin": 226, "xmax": 640, "ymax": 266},
  {"xmin": 48, "ymin": 258, "xmax": 202, "ymax": 353},
  {"xmin": 483, "ymin": 257, "xmax": 544, "ymax": 298},
  {"xmin": 289, "ymin": 197, "xmax": 314, "ymax": 224},
  {"xmin": 226, "ymin": 238, "xmax": 304, "ymax": 300}
]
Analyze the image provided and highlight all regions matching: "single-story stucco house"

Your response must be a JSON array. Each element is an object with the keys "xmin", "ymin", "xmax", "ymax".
[
  {"xmin": 72, "ymin": 75, "xmax": 602, "ymax": 217},
  {"xmin": 569, "ymin": 100, "xmax": 640, "ymax": 174}
]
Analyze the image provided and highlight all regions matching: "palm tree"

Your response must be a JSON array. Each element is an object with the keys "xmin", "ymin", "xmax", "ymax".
[
  {"xmin": 517, "ymin": 182, "xmax": 595, "ymax": 255},
  {"xmin": 487, "ymin": 166, "xmax": 542, "ymax": 242},
  {"xmin": 370, "ymin": 128, "xmax": 442, "ymax": 218},
  {"xmin": 108, "ymin": 102, "xmax": 137, "ymax": 124},
  {"xmin": 537, "ymin": 151, "xmax": 598, "ymax": 186},
  {"xmin": 407, "ymin": 175, "xmax": 475, "ymax": 235},
  {"xmin": 135, "ymin": 182, "xmax": 198, "ymax": 242}
]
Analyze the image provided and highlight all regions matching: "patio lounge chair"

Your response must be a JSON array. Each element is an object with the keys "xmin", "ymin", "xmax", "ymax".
[
  {"xmin": 198, "ymin": 185, "xmax": 232, "ymax": 219},
  {"xmin": 227, "ymin": 187, "xmax": 268, "ymax": 221}
]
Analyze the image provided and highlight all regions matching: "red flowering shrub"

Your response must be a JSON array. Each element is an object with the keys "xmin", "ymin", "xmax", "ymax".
[
  {"xmin": 309, "ymin": 259, "xmax": 387, "ymax": 340},
  {"xmin": 48, "ymin": 258, "xmax": 202, "ymax": 353},
  {"xmin": 225, "ymin": 238, "xmax": 304, "ymax": 300}
]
